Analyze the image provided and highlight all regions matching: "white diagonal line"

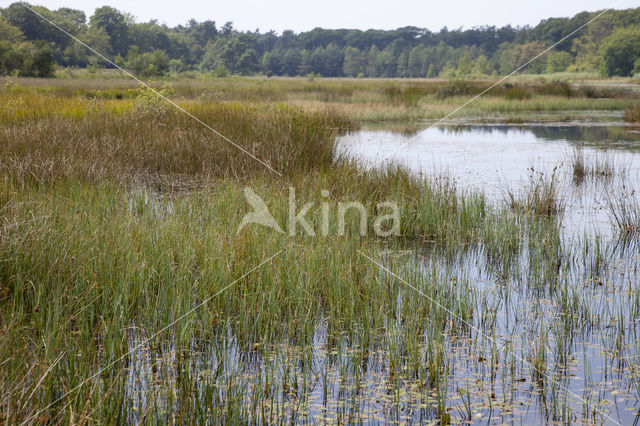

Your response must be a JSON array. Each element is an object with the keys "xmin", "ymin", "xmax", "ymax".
[
  {"xmin": 20, "ymin": 250, "xmax": 283, "ymax": 425},
  {"xmin": 357, "ymin": 249, "xmax": 621, "ymax": 425},
  {"xmin": 356, "ymin": 0, "xmax": 627, "ymax": 176},
  {"xmin": 17, "ymin": 2, "xmax": 282, "ymax": 177}
]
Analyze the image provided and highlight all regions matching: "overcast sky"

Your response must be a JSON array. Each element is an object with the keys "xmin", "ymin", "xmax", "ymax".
[{"xmin": 2, "ymin": 0, "xmax": 634, "ymax": 33}]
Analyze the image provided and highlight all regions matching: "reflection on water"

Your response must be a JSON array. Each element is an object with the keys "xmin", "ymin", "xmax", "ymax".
[
  {"xmin": 452, "ymin": 124, "xmax": 640, "ymax": 145},
  {"xmin": 337, "ymin": 125, "xmax": 640, "ymax": 238}
]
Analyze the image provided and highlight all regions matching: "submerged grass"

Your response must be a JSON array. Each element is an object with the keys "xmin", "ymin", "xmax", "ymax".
[
  {"xmin": 0, "ymin": 168, "xmax": 522, "ymax": 423},
  {"xmin": 604, "ymin": 183, "xmax": 640, "ymax": 240},
  {"xmin": 506, "ymin": 167, "xmax": 565, "ymax": 217},
  {"xmin": 570, "ymin": 148, "xmax": 615, "ymax": 184}
]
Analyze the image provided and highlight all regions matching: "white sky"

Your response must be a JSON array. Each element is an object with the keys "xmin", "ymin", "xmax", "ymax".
[{"xmin": 2, "ymin": 0, "xmax": 635, "ymax": 33}]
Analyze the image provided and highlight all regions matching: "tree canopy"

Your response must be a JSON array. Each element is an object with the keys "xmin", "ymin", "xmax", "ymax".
[
  {"xmin": 599, "ymin": 27, "xmax": 640, "ymax": 77},
  {"xmin": 1, "ymin": 3, "xmax": 639, "ymax": 78}
]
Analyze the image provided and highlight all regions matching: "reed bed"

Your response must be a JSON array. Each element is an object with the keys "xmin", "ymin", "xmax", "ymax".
[
  {"xmin": 0, "ymin": 169, "xmax": 529, "ymax": 423},
  {"xmin": 0, "ymin": 90, "xmax": 352, "ymax": 183},
  {"xmin": 1, "ymin": 79, "xmax": 638, "ymax": 424}
]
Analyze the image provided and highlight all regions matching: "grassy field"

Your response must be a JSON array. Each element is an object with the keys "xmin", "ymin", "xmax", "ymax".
[
  {"xmin": 1, "ymin": 76, "xmax": 640, "ymax": 423},
  {"xmin": 6, "ymin": 74, "xmax": 640, "ymax": 124}
]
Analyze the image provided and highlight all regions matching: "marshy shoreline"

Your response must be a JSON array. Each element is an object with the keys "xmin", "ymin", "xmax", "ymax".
[{"xmin": 1, "ymin": 76, "xmax": 640, "ymax": 424}]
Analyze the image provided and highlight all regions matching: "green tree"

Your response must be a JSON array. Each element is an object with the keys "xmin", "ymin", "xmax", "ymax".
[
  {"xmin": 439, "ymin": 60, "xmax": 456, "ymax": 78},
  {"xmin": 396, "ymin": 51, "xmax": 408, "ymax": 77},
  {"xmin": 262, "ymin": 51, "xmax": 279, "ymax": 74},
  {"xmin": 124, "ymin": 47, "xmax": 168, "ymax": 76},
  {"xmin": 546, "ymin": 50, "xmax": 572, "ymax": 73},
  {"xmin": 473, "ymin": 55, "xmax": 491, "ymax": 75},
  {"xmin": 90, "ymin": 6, "xmax": 130, "ymax": 56},
  {"xmin": 19, "ymin": 41, "xmax": 55, "ymax": 76},
  {"xmin": 3, "ymin": 4, "xmax": 63, "ymax": 44},
  {"xmin": 2, "ymin": 3, "xmax": 640, "ymax": 78},
  {"xmin": 426, "ymin": 63, "xmax": 436, "ymax": 78},
  {"xmin": 237, "ymin": 48, "xmax": 259, "ymax": 74},
  {"xmin": 0, "ymin": 17, "xmax": 54, "ymax": 79},
  {"xmin": 377, "ymin": 48, "xmax": 396, "ymax": 77},
  {"xmin": 56, "ymin": 7, "xmax": 86, "ymax": 28},
  {"xmin": 600, "ymin": 27, "xmax": 640, "ymax": 76},
  {"xmin": 187, "ymin": 19, "xmax": 218, "ymax": 46},
  {"xmin": 168, "ymin": 58, "xmax": 184, "ymax": 73},
  {"xmin": 64, "ymin": 26, "xmax": 111, "ymax": 66},
  {"xmin": 3, "ymin": 3, "xmax": 82, "ymax": 66},
  {"xmin": 456, "ymin": 53, "xmax": 472, "ymax": 76},
  {"xmin": 280, "ymin": 48, "xmax": 301, "ymax": 76},
  {"xmin": 570, "ymin": 17, "xmax": 615, "ymax": 71},
  {"xmin": 408, "ymin": 45, "xmax": 426, "ymax": 77},
  {"xmin": 512, "ymin": 41, "xmax": 547, "ymax": 73},
  {"xmin": 343, "ymin": 46, "xmax": 362, "ymax": 77},
  {"xmin": 495, "ymin": 42, "xmax": 515, "ymax": 75},
  {"xmin": 323, "ymin": 43, "xmax": 344, "ymax": 76},
  {"xmin": 199, "ymin": 39, "xmax": 223, "ymax": 71},
  {"xmin": 213, "ymin": 64, "xmax": 228, "ymax": 77},
  {"xmin": 125, "ymin": 46, "xmax": 144, "ymax": 74},
  {"xmin": 148, "ymin": 49, "xmax": 169, "ymax": 75},
  {"xmin": 297, "ymin": 50, "xmax": 311, "ymax": 75},
  {"xmin": 365, "ymin": 45, "xmax": 379, "ymax": 77},
  {"xmin": 0, "ymin": 15, "xmax": 24, "ymax": 43}
]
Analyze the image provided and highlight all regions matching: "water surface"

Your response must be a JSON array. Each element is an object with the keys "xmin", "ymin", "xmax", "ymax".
[
  {"xmin": 338, "ymin": 124, "xmax": 640, "ymax": 238},
  {"xmin": 333, "ymin": 124, "xmax": 640, "ymax": 424}
]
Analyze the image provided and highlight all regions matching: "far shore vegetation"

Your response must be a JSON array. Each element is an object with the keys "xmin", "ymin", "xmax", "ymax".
[
  {"xmin": 4, "ymin": 73, "xmax": 639, "ymax": 126},
  {"xmin": 1, "ymin": 3, "xmax": 640, "ymax": 80}
]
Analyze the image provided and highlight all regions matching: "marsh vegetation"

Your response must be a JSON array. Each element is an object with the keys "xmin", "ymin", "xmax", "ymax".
[{"xmin": 1, "ymin": 76, "xmax": 640, "ymax": 424}]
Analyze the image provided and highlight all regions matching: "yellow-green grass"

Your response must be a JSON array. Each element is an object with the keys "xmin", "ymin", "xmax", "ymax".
[
  {"xmin": 4, "ymin": 76, "xmax": 637, "ymax": 125},
  {"xmin": 0, "ymin": 89, "xmax": 354, "ymax": 182}
]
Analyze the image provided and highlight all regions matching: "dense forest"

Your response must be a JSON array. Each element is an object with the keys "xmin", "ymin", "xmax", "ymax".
[{"xmin": 1, "ymin": 2, "xmax": 640, "ymax": 78}]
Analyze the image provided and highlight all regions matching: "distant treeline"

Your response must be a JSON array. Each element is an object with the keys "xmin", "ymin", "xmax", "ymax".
[{"xmin": 1, "ymin": 3, "xmax": 640, "ymax": 78}]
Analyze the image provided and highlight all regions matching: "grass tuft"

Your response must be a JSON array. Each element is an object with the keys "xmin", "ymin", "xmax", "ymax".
[
  {"xmin": 507, "ymin": 167, "xmax": 564, "ymax": 217},
  {"xmin": 604, "ymin": 184, "xmax": 640, "ymax": 239},
  {"xmin": 571, "ymin": 148, "xmax": 615, "ymax": 184},
  {"xmin": 624, "ymin": 105, "xmax": 640, "ymax": 122}
]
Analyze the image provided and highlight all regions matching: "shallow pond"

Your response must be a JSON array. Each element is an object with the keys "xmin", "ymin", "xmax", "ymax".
[
  {"xmin": 338, "ymin": 124, "xmax": 640, "ymax": 239},
  {"xmin": 122, "ymin": 124, "xmax": 640, "ymax": 424},
  {"xmin": 332, "ymin": 124, "xmax": 640, "ymax": 424}
]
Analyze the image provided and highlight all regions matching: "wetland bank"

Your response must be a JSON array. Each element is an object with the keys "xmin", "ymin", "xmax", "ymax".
[{"xmin": 1, "ymin": 75, "xmax": 640, "ymax": 425}]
